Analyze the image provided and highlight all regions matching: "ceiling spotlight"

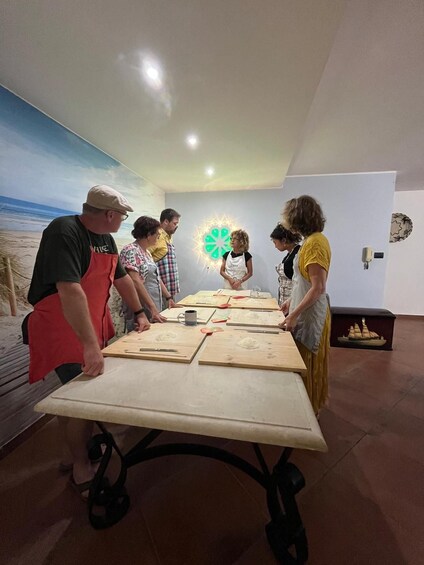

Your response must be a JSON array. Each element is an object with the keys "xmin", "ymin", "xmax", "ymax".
[
  {"xmin": 205, "ymin": 166, "xmax": 215, "ymax": 177},
  {"xmin": 141, "ymin": 56, "xmax": 163, "ymax": 90},
  {"xmin": 186, "ymin": 134, "xmax": 199, "ymax": 149}
]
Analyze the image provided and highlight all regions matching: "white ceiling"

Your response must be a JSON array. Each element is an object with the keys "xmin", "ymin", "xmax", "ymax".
[{"xmin": 1, "ymin": 0, "xmax": 423, "ymax": 193}]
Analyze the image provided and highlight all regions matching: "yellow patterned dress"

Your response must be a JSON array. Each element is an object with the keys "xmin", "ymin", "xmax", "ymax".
[{"xmin": 293, "ymin": 232, "xmax": 331, "ymax": 413}]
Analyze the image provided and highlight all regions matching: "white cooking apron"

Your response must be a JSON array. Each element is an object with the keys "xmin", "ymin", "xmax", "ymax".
[
  {"xmin": 143, "ymin": 256, "xmax": 163, "ymax": 315},
  {"xmin": 224, "ymin": 252, "xmax": 248, "ymax": 289},
  {"xmin": 289, "ymin": 252, "xmax": 328, "ymax": 353}
]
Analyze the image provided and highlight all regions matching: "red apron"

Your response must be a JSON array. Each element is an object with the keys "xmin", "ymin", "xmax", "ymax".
[{"xmin": 28, "ymin": 248, "xmax": 117, "ymax": 384}]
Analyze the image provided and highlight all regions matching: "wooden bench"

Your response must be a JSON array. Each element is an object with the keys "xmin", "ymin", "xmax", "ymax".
[{"xmin": 330, "ymin": 307, "xmax": 396, "ymax": 351}]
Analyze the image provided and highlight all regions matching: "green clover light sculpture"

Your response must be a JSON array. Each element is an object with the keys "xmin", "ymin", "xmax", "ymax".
[{"xmin": 203, "ymin": 226, "xmax": 232, "ymax": 260}]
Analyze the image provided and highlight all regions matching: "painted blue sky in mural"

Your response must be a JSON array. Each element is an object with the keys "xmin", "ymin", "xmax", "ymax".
[{"xmin": 0, "ymin": 86, "xmax": 160, "ymax": 232}]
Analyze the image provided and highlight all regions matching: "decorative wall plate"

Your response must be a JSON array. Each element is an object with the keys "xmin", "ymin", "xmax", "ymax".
[{"xmin": 390, "ymin": 213, "xmax": 413, "ymax": 243}]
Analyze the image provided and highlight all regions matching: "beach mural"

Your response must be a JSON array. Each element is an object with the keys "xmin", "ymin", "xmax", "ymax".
[{"xmin": 0, "ymin": 85, "xmax": 164, "ymax": 355}]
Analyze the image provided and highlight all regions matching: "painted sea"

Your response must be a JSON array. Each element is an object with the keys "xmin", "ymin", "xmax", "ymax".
[{"xmin": 0, "ymin": 195, "xmax": 132, "ymax": 235}]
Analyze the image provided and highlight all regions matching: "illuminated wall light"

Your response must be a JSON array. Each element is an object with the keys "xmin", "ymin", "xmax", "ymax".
[
  {"xmin": 194, "ymin": 215, "xmax": 239, "ymax": 267},
  {"xmin": 186, "ymin": 134, "xmax": 199, "ymax": 149},
  {"xmin": 205, "ymin": 166, "xmax": 215, "ymax": 177}
]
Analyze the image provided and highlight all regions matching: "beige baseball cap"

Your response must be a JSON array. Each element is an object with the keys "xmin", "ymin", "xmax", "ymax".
[{"xmin": 85, "ymin": 185, "xmax": 134, "ymax": 214}]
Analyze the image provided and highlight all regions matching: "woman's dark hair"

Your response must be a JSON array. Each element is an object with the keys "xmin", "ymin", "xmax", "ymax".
[
  {"xmin": 270, "ymin": 224, "xmax": 302, "ymax": 244},
  {"xmin": 282, "ymin": 195, "xmax": 326, "ymax": 236},
  {"xmin": 131, "ymin": 216, "xmax": 161, "ymax": 239}
]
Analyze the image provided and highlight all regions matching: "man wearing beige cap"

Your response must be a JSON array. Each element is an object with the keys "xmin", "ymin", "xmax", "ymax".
[{"xmin": 25, "ymin": 184, "xmax": 150, "ymax": 497}]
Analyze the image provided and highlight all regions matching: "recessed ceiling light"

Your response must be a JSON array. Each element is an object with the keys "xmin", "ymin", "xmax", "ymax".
[
  {"xmin": 186, "ymin": 134, "xmax": 199, "ymax": 149},
  {"xmin": 141, "ymin": 56, "xmax": 163, "ymax": 90},
  {"xmin": 205, "ymin": 166, "xmax": 215, "ymax": 177}
]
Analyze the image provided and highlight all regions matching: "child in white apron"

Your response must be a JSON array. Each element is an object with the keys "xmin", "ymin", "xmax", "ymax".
[{"xmin": 220, "ymin": 229, "xmax": 253, "ymax": 290}]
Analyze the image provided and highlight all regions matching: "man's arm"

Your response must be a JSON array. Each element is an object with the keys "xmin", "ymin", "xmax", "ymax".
[
  {"xmin": 114, "ymin": 274, "xmax": 151, "ymax": 330},
  {"xmin": 56, "ymin": 281, "xmax": 105, "ymax": 376}
]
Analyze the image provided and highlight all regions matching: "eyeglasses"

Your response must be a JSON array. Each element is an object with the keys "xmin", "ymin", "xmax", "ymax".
[{"xmin": 109, "ymin": 210, "xmax": 128, "ymax": 221}]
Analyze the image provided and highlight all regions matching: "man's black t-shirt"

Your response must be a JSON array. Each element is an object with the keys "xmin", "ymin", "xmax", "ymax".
[{"xmin": 28, "ymin": 215, "xmax": 126, "ymax": 306}]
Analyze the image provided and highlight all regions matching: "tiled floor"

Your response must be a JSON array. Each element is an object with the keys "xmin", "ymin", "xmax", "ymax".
[{"xmin": 0, "ymin": 317, "xmax": 423, "ymax": 564}]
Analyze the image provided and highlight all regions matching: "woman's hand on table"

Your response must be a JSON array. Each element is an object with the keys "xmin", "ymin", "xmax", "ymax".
[
  {"xmin": 280, "ymin": 300, "xmax": 290, "ymax": 315},
  {"xmin": 168, "ymin": 298, "xmax": 179, "ymax": 308},
  {"xmin": 134, "ymin": 312, "xmax": 151, "ymax": 332},
  {"xmin": 280, "ymin": 312, "xmax": 298, "ymax": 332}
]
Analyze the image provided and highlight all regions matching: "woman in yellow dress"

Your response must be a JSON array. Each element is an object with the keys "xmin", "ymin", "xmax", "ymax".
[{"xmin": 280, "ymin": 196, "xmax": 331, "ymax": 413}]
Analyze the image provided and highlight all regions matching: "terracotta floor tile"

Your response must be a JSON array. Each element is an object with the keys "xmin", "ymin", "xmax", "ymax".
[
  {"xmin": 368, "ymin": 406, "xmax": 424, "ymax": 466},
  {"xmin": 331, "ymin": 357, "xmax": 421, "ymax": 407},
  {"xmin": 233, "ymin": 533, "xmax": 279, "ymax": 565},
  {"xmin": 308, "ymin": 407, "xmax": 366, "ymax": 468},
  {"xmin": 395, "ymin": 379, "xmax": 424, "ymax": 421},
  {"xmin": 299, "ymin": 470, "xmax": 412, "ymax": 565},
  {"xmin": 122, "ymin": 429, "xmax": 232, "ymax": 498},
  {"xmin": 139, "ymin": 458, "xmax": 270, "ymax": 565},
  {"xmin": 1, "ymin": 316, "xmax": 423, "ymax": 564},
  {"xmin": 329, "ymin": 434, "xmax": 424, "ymax": 560},
  {"xmin": 327, "ymin": 378, "xmax": 391, "ymax": 432}
]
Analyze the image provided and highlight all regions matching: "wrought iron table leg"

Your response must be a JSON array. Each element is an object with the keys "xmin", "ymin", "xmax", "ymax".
[
  {"xmin": 265, "ymin": 448, "xmax": 308, "ymax": 564},
  {"xmin": 87, "ymin": 428, "xmax": 308, "ymax": 563}
]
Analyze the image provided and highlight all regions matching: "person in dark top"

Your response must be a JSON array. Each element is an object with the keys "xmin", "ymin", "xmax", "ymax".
[
  {"xmin": 270, "ymin": 224, "xmax": 302, "ymax": 306},
  {"xmin": 25, "ymin": 184, "xmax": 150, "ymax": 496},
  {"xmin": 220, "ymin": 229, "xmax": 253, "ymax": 289}
]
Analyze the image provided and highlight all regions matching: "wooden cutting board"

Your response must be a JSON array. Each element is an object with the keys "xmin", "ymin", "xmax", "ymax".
[
  {"xmin": 160, "ymin": 307, "xmax": 215, "ymax": 324},
  {"xmin": 228, "ymin": 296, "xmax": 279, "ymax": 310},
  {"xmin": 102, "ymin": 324, "xmax": 206, "ymax": 363},
  {"xmin": 227, "ymin": 309, "xmax": 285, "ymax": 328},
  {"xmin": 198, "ymin": 329, "xmax": 306, "ymax": 374},
  {"xmin": 194, "ymin": 290, "xmax": 218, "ymax": 297},
  {"xmin": 177, "ymin": 294, "xmax": 230, "ymax": 307},
  {"xmin": 215, "ymin": 289, "xmax": 272, "ymax": 298}
]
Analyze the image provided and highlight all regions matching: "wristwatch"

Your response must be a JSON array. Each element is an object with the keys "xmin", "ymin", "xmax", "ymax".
[{"xmin": 134, "ymin": 308, "xmax": 145, "ymax": 316}]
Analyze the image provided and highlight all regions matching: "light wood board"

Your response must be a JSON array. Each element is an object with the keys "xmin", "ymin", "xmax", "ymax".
[
  {"xmin": 228, "ymin": 296, "xmax": 279, "ymax": 310},
  {"xmin": 102, "ymin": 324, "xmax": 206, "ymax": 363},
  {"xmin": 160, "ymin": 307, "xmax": 215, "ymax": 324},
  {"xmin": 194, "ymin": 290, "xmax": 219, "ymax": 297},
  {"xmin": 227, "ymin": 309, "xmax": 285, "ymax": 328},
  {"xmin": 177, "ymin": 294, "xmax": 230, "ymax": 307},
  {"xmin": 198, "ymin": 329, "xmax": 306, "ymax": 374},
  {"xmin": 214, "ymin": 289, "xmax": 272, "ymax": 298}
]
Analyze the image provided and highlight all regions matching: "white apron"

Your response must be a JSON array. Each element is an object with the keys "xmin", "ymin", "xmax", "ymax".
[
  {"xmin": 289, "ymin": 252, "xmax": 328, "ymax": 354},
  {"xmin": 224, "ymin": 252, "xmax": 248, "ymax": 289}
]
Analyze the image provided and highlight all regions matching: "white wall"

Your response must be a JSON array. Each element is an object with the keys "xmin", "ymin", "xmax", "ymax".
[
  {"xmin": 166, "ymin": 189, "xmax": 286, "ymax": 297},
  {"xmin": 167, "ymin": 172, "xmax": 395, "ymax": 308},
  {"xmin": 283, "ymin": 173, "xmax": 395, "ymax": 308},
  {"xmin": 384, "ymin": 191, "xmax": 424, "ymax": 315}
]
